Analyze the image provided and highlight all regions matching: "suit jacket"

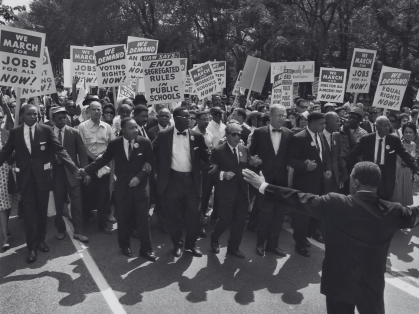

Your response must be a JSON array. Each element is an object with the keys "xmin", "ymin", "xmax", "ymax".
[
  {"xmin": 321, "ymin": 131, "xmax": 347, "ymax": 187},
  {"xmin": 66, "ymin": 115, "xmax": 81, "ymax": 128},
  {"xmin": 147, "ymin": 124, "xmax": 161, "ymax": 142},
  {"xmin": 51, "ymin": 126, "xmax": 88, "ymax": 186},
  {"xmin": 152, "ymin": 126, "xmax": 210, "ymax": 195},
  {"xmin": 85, "ymin": 136, "xmax": 155, "ymax": 201},
  {"xmin": 249, "ymin": 126, "xmax": 293, "ymax": 186},
  {"xmin": 347, "ymin": 133, "xmax": 418, "ymax": 195},
  {"xmin": 262, "ymin": 184, "xmax": 419, "ymax": 304},
  {"xmin": 287, "ymin": 128, "xmax": 331, "ymax": 194},
  {"xmin": 241, "ymin": 125, "xmax": 251, "ymax": 146},
  {"xmin": 146, "ymin": 116, "xmax": 158, "ymax": 131},
  {"xmin": 360, "ymin": 120, "xmax": 374, "ymax": 133},
  {"xmin": 0, "ymin": 123, "xmax": 78, "ymax": 191},
  {"xmin": 210, "ymin": 142, "xmax": 249, "ymax": 199}
]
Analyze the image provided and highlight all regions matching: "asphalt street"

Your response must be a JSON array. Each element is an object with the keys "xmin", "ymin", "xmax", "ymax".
[{"xmin": 1, "ymin": 192, "xmax": 419, "ymax": 314}]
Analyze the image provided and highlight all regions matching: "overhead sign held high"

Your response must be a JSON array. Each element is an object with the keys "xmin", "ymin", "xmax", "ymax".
[
  {"xmin": 188, "ymin": 61, "xmax": 220, "ymax": 100},
  {"xmin": 239, "ymin": 56, "xmax": 270, "ymax": 96},
  {"xmin": 70, "ymin": 46, "xmax": 97, "ymax": 86},
  {"xmin": 346, "ymin": 48, "xmax": 376, "ymax": 93},
  {"xmin": 317, "ymin": 67, "xmax": 347, "ymax": 103},
  {"xmin": 94, "ymin": 44, "xmax": 129, "ymax": 87}
]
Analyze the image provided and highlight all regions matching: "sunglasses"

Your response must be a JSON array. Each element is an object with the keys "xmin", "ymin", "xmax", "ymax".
[
  {"xmin": 103, "ymin": 111, "xmax": 114, "ymax": 115},
  {"xmin": 227, "ymin": 132, "xmax": 242, "ymax": 137}
]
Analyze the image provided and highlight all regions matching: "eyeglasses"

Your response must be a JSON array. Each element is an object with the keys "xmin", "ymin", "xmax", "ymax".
[
  {"xmin": 227, "ymin": 132, "xmax": 242, "ymax": 137},
  {"xmin": 176, "ymin": 116, "xmax": 191, "ymax": 120},
  {"xmin": 298, "ymin": 105, "xmax": 308, "ymax": 109},
  {"xmin": 190, "ymin": 117, "xmax": 196, "ymax": 120},
  {"xmin": 198, "ymin": 118, "xmax": 210, "ymax": 122},
  {"xmin": 103, "ymin": 111, "xmax": 114, "ymax": 115}
]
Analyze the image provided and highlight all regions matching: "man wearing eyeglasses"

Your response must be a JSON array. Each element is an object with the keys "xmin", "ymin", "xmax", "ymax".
[
  {"xmin": 360, "ymin": 107, "xmax": 380, "ymax": 133},
  {"xmin": 65, "ymin": 100, "xmax": 81, "ymax": 128},
  {"xmin": 295, "ymin": 99, "xmax": 309, "ymax": 114},
  {"xmin": 152, "ymin": 107, "xmax": 212, "ymax": 258}
]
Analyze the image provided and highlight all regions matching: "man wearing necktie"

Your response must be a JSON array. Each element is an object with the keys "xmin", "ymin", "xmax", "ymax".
[
  {"xmin": 80, "ymin": 118, "xmax": 157, "ymax": 261},
  {"xmin": 0, "ymin": 105, "xmax": 79, "ymax": 263},
  {"xmin": 152, "ymin": 107, "xmax": 212, "ymax": 258},
  {"xmin": 287, "ymin": 112, "xmax": 331, "ymax": 257},
  {"xmin": 51, "ymin": 107, "xmax": 89, "ymax": 243},
  {"xmin": 348, "ymin": 116, "xmax": 419, "ymax": 201},
  {"xmin": 249, "ymin": 104, "xmax": 294, "ymax": 257},
  {"xmin": 65, "ymin": 100, "xmax": 81, "ymax": 127},
  {"xmin": 133, "ymin": 105, "xmax": 151, "ymax": 139}
]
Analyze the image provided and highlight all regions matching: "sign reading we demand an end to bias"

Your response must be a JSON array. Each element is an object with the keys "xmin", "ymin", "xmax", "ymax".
[
  {"xmin": 373, "ymin": 66, "xmax": 410, "ymax": 111},
  {"xmin": 0, "ymin": 25, "xmax": 45, "ymax": 89},
  {"xmin": 142, "ymin": 52, "xmax": 184, "ymax": 105},
  {"xmin": 189, "ymin": 61, "xmax": 220, "ymax": 100},
  {"xmin": 70, "ymin": 46, "xmax": 97, "ymax": 86},
  {"xmin": 94, "ymin": 44, "xmax": 129, "ymax": 88},
  {"xmin": 317, "ymin": 68, "xmax": 347, "ymax": 103}
]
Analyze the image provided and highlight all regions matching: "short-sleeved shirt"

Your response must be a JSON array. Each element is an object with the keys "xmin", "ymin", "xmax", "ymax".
[{"xmin": 78, "ymin": 119, "xmax": 112, "ymax": 157}]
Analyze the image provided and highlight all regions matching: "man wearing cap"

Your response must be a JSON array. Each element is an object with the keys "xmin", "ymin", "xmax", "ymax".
[
  {"xmin": 323, "ymin": 103, "xmax": 336, "ymax": 113},
  {"xmin": 51, "ymin": 107, "xmax": 89, "ymax": 243},
  {"xmin": 340, "ymin": 108, "xmax": 368, "ymax": 163}
]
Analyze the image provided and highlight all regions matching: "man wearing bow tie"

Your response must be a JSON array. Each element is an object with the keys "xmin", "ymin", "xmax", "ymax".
[
  {"xmin": 249, "ymin": 104, "xmax": 294, "ymax": 257},
  {"xmin": 152, "ymin": 107, "xmax": 212, "ymax": 257}
]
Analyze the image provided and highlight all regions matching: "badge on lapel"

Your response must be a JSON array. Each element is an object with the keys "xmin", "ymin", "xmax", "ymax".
[
  {"xmin": 190, "ymin": 135, "xmax": 194, "ymax": 141},
  {"xmin": 386, "ymin": 145, "xmax": 390, "ymax": 150},
  {"xmin": 134, "ymin": 143, "xmax": 139, "ymax": 148},
  {"xmin": 40, "ymin": 145, "xmax": 45, "ymax": 151},
  {"xmin": 239, "ymin": 151, "xmax": 243, "ymax": 157}
]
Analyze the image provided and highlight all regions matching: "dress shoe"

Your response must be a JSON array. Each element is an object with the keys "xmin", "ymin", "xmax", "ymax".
[
  {"xmin": 295, "ymin": 245, "xmax": 311, "ymax": 257},
  {"xmin": 256, "ymin": 247, "xmax": 265, "ymax": 257},
  {"xmin": 37, "ymin": 242, "xmax": 49, "ymax": 253},
  {"xmin": 100, "ymin": 227, "xmax": 112, "ymax": 234},
  {"xmin": 211, "ymin": 242, "xmax": 220, "ymax": 254},
  {"xmin": 140, "ymin": 251, "xmax": 157, "ymax": 262},
  {"xmin": 173, "ymin": 247, "xmax": 182, "ymax": 257},
  {"xmin": 266, "ymin": 247, "xmax": 287, "ymax": 257},
  {"xmin": 2, "ymin": 242, "xmax": 10, "ymax": 252},
  {"xmin": 27, "ymin": 251, "xmax": 37, "ymax": 263},
  {"xmin": 185, "ymin": 247, "xmax": 203, "ymax": 257},
  {"xmin": 198, "ymin": 228, "xmax": 207, "ymax": 238},
  {"xmin": 55, "ymin": 232, "xmax": 66, "ymax": 240},
  {"xmin": 304, "ymin": 238, "xmax": 312, "ymax": 247},
  {"xmin": 73, "ymin": 234, "xmax": 89, "ymax": 243},
  {"xmin": 121, "ymin": 248, "xmax": 132, "ymax": 257},
  {"xmin": 312, "ymin": 234, "xmax": 325, "ymax": 244},
  {"xmin": 227, "ymin": 249, "xmax": 246, "ymax": 259}
]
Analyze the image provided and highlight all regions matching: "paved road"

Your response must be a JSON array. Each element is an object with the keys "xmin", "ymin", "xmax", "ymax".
[{"xmin": 1, "ymin": 193, "xmax": 419, "ymax": 314}]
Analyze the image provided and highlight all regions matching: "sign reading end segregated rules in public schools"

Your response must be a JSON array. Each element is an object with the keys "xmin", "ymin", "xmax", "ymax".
[
  {"xmin": 346, "ymin": 48, "xmax": 376, "ymax": 93},
  {"xmin": 0, "ymin": 25, "xmax": 45, "ymax": 89},
  {"xmin": 317, "ymin": 67, "xmax": 347, "ymax": 103},
  {"xmin": 94, "ymin": 44, "xmax": 129, "ymax": 88},
  {"xmin": 70, "ymin": 46, "xmax": 97, "ymax": 86},
  {"xmin": 141, "ymin": 52, "xmax": 184, "ymax": 105}
]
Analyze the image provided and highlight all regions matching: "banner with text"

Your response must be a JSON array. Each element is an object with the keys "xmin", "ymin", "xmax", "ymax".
[
  {"xmin": 70, "ymin": 46, "xmax": 97, "ymax": 86},
  {"xmin": 271, "ymin": 73, "xmax": 282, "ymax": 105},
  {"xmin": 0, "ymin": 25, "xmax": 45, "ymax": 89},
  {"xmin": 94, "ymin": 44, "xmax": 129, "ymax": 87},
  {"xmin": 22, "ymin": 47, "xmax": 56, "ymax": 97},
  {"xmin": 271, "ymin": 61, "xmax": 315, "ymax": 83},
  {"xmin": 317, "ymin": 68, "xmax": 347, "ymax": 103},
  {"xmin": 211, "ymin": 61, "xmax": 226, "ymax": 91},
  {"xmin": 281, "ymin": 69, "xmax": 294, "ymax": 107},
  {"xmin": 372, "ymin": 66, "xmax": 410, "ymax": 111},
  {"xmin": 142, "ymin": 52, "xmax": 184, "ymax": 105},
  {"xmin": 188, "ymin": 61, "xmax": 220, "ymax": 100},
  {"xmin": 346, "ymin": 48, "xmax": 376, "ymax": 93},
  {"xmin": 185, "ymin": 74, "xmax": 197, "ymax": 95}
]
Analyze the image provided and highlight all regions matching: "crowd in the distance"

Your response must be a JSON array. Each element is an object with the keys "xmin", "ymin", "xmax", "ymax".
[{"xmin": 0, "ymin": 82, "xmax": 418, "ymax": 264}]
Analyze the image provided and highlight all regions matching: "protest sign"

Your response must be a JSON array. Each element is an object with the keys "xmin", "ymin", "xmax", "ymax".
[
  {"xmin": 211, "ymin": 61, "xmax": 226, "ymax": 91},
  {"xmin": 22, "ymin": 47, "xmax": 56, "ymax": 97},
  {"xmin": 232, "ymin": 71, "xmax": 243, "ymax": 96},
  {"xmin": 281, "ymin": 69, "xmax": 294, "ymax": 107},
  {"xmin": 240, "ymin": 56, "xmax": 270, "ymax": 94},
  {"xmin": 142, "ymin": 52, "xmax": 184, "ymax": 104},
  {"xmin": 94, "ymin": 44, "xmax": 129, "ymax": 87},
  {"xmin": 180, "ymin": 58, "xmax": 187, "ymax": 81},
  {"xmin": 188, "ymin": 61, "xmax": 219, "ymax": 100},
  {"xmin": 126, "ymin": 37, "xmax": 158, "ymax": 77},
  {"xmin": 185, "ymin": 74, "xmax": 196, "ymax": 95},
  {"xmin": 271, "ymin": 72, "xmax": 282, "ymax": 105},
  {"xmin": 0, "ymin": 25, "xmax": 45, "ymax": 89},
  {"xmin": 117, "ymin": 84, "xmax": 136, "ymax": 99},
  {"xmin": 317, "ymin": 68, "xmax": 347, "ymax": 103},
  {"xmin": 312, "ymin": 77, "xmax": 319, "ymax": 95},
  {"xmin": 70, "ymin": 46, "xmax": 97, "ymax": 86},
  {"xmin": 293, "ymin": 82, "xmax": 299, "ymax": 98},
  {"xmin": 271, "ymin": 61, "xmax": 315, "ymax": 83},
  {"xmin": 346, "ymin": 48, "xmax": 376, "ymax": 93},
  {"xmin": 372, "ymin": 65, "xmax": 410, "ymax": 111}
]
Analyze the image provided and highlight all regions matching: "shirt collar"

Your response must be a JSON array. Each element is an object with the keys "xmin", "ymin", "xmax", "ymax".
[
  {"xmin": 227, "ymin": 142, "xmax": 238, "ymax": 152},
  {"xmin": 269, "ymin": 125, "xmax": 282, "ymax": 132},
  {"xmin": 174, "ymin": 127, "xmax": 189, "ymax": 136},
  {"xmin": 123, "ymin": 137, "xmax": 133, "ymax": 144},
  {"xmin": 24, "ymin": 122, "xmax": 37, "ymax": 129},
  {"xmin": 307, "ymin": 127, "xmax": 317, "ymax": 138},
  {"xmin": 323, "ymin": 129, "xmax": 331, "ymax": 137},
  {"xmin": 88, "ymin": 119, "xmax": 104, "ymax": 128},
  {"xmin": 53, "ymin": 125, "xmax": 65, "ymax": 131}
]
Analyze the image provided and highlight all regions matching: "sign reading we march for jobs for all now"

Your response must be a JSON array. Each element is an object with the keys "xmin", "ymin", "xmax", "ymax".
[
  {"xmin": 317, "ymin": 68, "xmax": 347, "ymax": 103},
  {"xmin": 0, "ymin": 25, "xmax": 45, "ymax": 89},
  {"xmin": 142, "ymin": 52, "xmax": 184, "ymax": 105},
  {"xmin": 346, "ymin": 48, "xmax": 376, "ymax": 93},
  {"xmin": 94, "ymin": 44, "xmax": 129, "ymax": 88},
  {"xmin": 70, "ymin": 46, "xmax": 97, "ymax": 86},
  {"xmin": 189, "ymin": 61, "xmax": 220, "ymax": 100}
]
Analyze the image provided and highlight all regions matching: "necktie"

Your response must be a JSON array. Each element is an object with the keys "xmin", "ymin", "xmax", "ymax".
[
  {"xmin": 373, "ymin": 124, "xmax": 376, "ymax": 132},
  {"xmin": 177, "ymin": 131, "xmax": 187, "ymax": 136},
  {"xmin": 376, "ymin": 138, "xmax": 383, "ymax": 165},
  {"xmin": 233, "ymin": 147, "xmax": 239, "ymax": 163},
  {"xmin": 57, "ymin": 129, "xmax": 63, "ymax": 164},
  {"xmin": 29, "ymin": 127, "xmax": 34, "ymax": 151},
  {"xmin": 314, "ymin": 133, "xmax": 320, "ymax": 154},
  {"xmin": 128, "ymin": 140, "xmax": 133, "ymax": 160},
  {"xmin": 141, "ymin": 127, "xmax": 146, "ymax": 137}
]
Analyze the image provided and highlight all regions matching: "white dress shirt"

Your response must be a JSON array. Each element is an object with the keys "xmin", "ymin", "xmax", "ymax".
[
  {"xmin": 123, "ymin": 137, "xmax": 133, "ymax": 160},
  {"xmin": 158, "ymin": 123, "xmax": 170, "ymax": 131},
  {"xmin": 369, "ymin": 121, "xmax": 376, "ymax": 133},
  {"xmin": 220, "ymin": 143, "xmax": 239, "ymax": 180},
  {"xmin": 24, "ymin": 123, "xmax": 37, "ymax": 154},
  {"xmin": 207, "ymin": 119, "xmax": 226, "ymax": 148},
  {"xmin": 171, "ymin": 127, "xmax": 192, "ymax": 172},
  {"xmin": 192, "ymin": 125, "xmax": 213, "ymax": 150},
  {"xmin": 307, "ymin": 127, "xmax": 322, "ymax": 161},
  {"xmin": 374, "ymin": 134, "xmax": 386, "ymax": 165},
  {"xmin": 269, "ymin": 125, "xmax": 282, "ymax": 155}
]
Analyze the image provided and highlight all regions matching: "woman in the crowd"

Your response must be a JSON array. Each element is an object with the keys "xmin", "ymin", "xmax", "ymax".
[
  {"xmin": 245, "ymin": 111, "xmax": 262, "ymax": 132},
  {"xmin": 287, "ymin": 112, "xmax": 297, "ymax": 128},
  {"xmin": 102, "ymin": 104, "xmax": 116, "ymax": 126},
  {"xmin": 392, "ymin": 122, "xmax": 418, "ymax": 206},
  {"xmin": 397, "ymin": 113, "xmax": 410, "ymax": 136},
  {"xmin": 388, "ymin": 113, "xmax": 400, "ymax": 137},
  {"xmin": 296, "ymin": 113, "xmax": 308, "ymax": 129}
]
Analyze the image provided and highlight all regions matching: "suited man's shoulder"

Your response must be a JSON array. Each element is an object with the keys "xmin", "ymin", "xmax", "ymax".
[
  {"xmin": 135, "ymin": 135, "xmax": 152, "ymax": 144},
  {"xmin": 387, "ymin": 133, "xmax": 401, "ymax": 142},
  {"xmin": 189, "ymin": 127, "xmax": 204, "ymax": 138},
  {"xmin": 292, "ymin": 128, "xmax": 307, "ymax": 139},
  {"xmin": 282, "ymin": 126, "xmax": 293, "ymax": 136},
  {"xmin": 148, "ymin": 124, "xmax": 159, "ymax": 135},
  {"xmin": 213, "ymin": 141, "xmax": 228, "ymax": 153},
  {"xmin": 158, "ymin": 125, "xmax": 174, "ymax": 135}
]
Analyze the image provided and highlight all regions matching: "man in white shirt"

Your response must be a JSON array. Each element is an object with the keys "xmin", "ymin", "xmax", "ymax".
[{"xmin": 207, "ymin": 107, "xmax": 226, "ymax": 148}]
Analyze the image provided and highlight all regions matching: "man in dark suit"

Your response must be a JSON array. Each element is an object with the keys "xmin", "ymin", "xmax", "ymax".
[
  {"xmin": 230, "ymin": 108, "xmax": 251, "ymax": 145},
  {"xmin": 65, "ymin": 100, "xmax": 81, "ymax": 128},
  {"xmin": 249, "ymin": 104, "xmax": 293, "ymax": 257},
  {"xmin": 0, "ymin": 104, "xmax": 79, "ymax": 263},
  {"xmin": 51, "ymin": 107, "xmax": 89, "ymax": 243},
  {"xmin": 360, "ymin": 106, "xmax": 379, "ymax": 133},
  {"xmin": 152, "ymin": 107, "xmax": 212, "ymax": 257},
  {"xmin": 287, "ymin": 112, "xmax": 331, "ymax": 257},
  {"xmin": 243, "ymin": 162, "xmax": 419, "ymax": 314},
  {"xmin": 81, "ymin": 118, "xmax": 156, "ymax": 261},
  {"xmin": 347, "ymin": 116, "xmax": 419, "ymax": 201},
  {"xmin": 210, "ymin": 122, "xmax": 257, "ymax": 258},
  {"xmin": 147, "ymin": 108, "xmax": 171, "ymax": 142}
]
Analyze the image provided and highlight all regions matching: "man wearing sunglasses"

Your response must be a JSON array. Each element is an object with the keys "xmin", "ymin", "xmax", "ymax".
[
  {"xmin": 65, "ymin": 100, "xmax": 81, "ymax": 128},
  {"xmin": 295, "ymin": 99, "xmax": 309, "ymax": 114},
  {"xmin": 360, "ymin": 107, "xmax": 380, "ymax": 133}
]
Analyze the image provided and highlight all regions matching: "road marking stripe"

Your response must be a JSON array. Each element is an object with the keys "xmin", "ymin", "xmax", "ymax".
[{"xmin": 64, "ymin": 217, "xmax": 127, "ymax": 314}]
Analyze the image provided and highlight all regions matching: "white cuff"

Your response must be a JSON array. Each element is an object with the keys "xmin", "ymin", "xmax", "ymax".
[
  {"xmin": 220, "ymin": 171, "xmax": 224, "ymax": 181},
  {"xmin": 259, "ymin": 182, "xmax": 268, "ymax": 194}
]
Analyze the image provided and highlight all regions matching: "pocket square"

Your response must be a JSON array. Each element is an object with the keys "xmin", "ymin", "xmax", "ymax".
[
  {"xmin": 40, "ymin": 141, "xmax": 46, "ymax": 144},
  {"xmin": 138, "ymin": 153, "xmax": 143, "ymax": 155},
  {"xmin": 389, "ymin": 150, "xmax": 395, "ymax": 154},
  {"xmin": 194, "ymin": 147, "xmax": 199, "ymax": 150}
]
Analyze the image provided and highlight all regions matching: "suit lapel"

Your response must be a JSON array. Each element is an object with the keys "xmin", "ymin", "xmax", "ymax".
[
  {"xmin": 120, "ymin": 137, "xmax": 129, "ymax": 161},
  {"xmin": 62, "ymin": 126, "xmax": 69, "ymax": 148},
  {"xmin": 19, "ymin": 125, "xmax": 30, "ymax": 155},
  {"xmin": 188, "ymin": 129, "xmax": 195, "ymax": 161},
  {"xmin": 168, "ymin": 127, "xmax": 174, "ymax": 161},
  {"xmin": 265, "ymin": 127, "xmax": 276, "ymax": 155},
  {"xmin": 33, "ymin": 123, "xmax": 42, "ymax": 147}
]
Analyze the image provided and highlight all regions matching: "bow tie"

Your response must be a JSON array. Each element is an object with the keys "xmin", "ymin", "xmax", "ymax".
[
  {"xmin": 177, "ymin": 131, "xmax": 187, "ymax": 136},
  {"xmin": 272, "ymin": 128, "xmax": 282, "ymax": 133}
]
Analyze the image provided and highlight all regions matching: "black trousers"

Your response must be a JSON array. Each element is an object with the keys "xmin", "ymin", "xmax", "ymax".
[
  {"xmin": 201, "ymin": 171, "xmax": 218, "ymax": 218},
  {"xmin": 116, "ymin": 194, "xmax": 152, "ymax": 253},
  {"xmin": 292, "ymin": 211, "xmax": 322, "ymax": 246},
  {"xmin": 53, "ymin": 164, "xmax": 84, "ymax": 234},
  {"xmin": 82, "ymin": 171, "xmax": 110, "ymax": 229},
  {"xmin": 161, "ymin": 170, "xmax": 201, "ymax": 249},
  {"xmin": 21, "ymin": 171, "xmax": 49, "ymax": 251},
  {"xmin": 326, "ymin": 295, "xmax": 384, "ymax": 314},
  {"xmin": 256, "ymin": 192, "xmax": 286, "ymax": 249},
  {"xmin": 211, "ymin": 188, "xmax": 249, "ymax": 250}
]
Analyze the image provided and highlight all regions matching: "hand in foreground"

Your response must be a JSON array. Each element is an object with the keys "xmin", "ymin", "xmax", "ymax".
[
  {"xmin": 142, "ymin": 162, "xmax": 152, "ymax": 174},
  {"xmin": 242, "ymin": 169, "xmax": 265, "ymax": 190},
  {"xmin": 305, "ymin": 159, "xmax": 317, "ymax": 171},
  {"xmin": 84, "ymin": 175, "xmax": 91, "ymax": 185},
  {"xmin": 129, "ymin": 177, "xmax": 140, "ymax": 187},
  {"xmin": 208, "ymin": 164, "xmax": 218, "ymax": 174},
  {"xmin": 223, "ymin": 171, "xmax": 235, "ymax": 180},
  {"xmin": 76, "ymin": 168, "xmax": 86, "ymax": 179},
  {"xmin": 249, "ymin": 155, "xmax": 262, "ymax": 167},
  {"xmin": 324, "ymin": 171, "xmax": 332, "ymax": 180},
  {"xmin": 72, "ymin": 75, "xmax": 80, "ymax": 85}
]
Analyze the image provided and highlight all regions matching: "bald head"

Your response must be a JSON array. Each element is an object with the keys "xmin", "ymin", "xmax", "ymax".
[
  {"xmin": 324, "ymin": 111, "xmax": 340, "ymax": 133},
  {"xmin": 375, "ymin": 116, "xmax": 390, "ymax": 137}
]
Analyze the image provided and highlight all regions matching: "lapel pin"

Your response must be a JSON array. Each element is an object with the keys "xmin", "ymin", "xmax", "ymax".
[
  {"xmin": 40, "ymin": 145, "xmax": 45, "ymax": 150},
  {"xmin": 385, "ymin": 145, "xmax": 390, "ymax": 150},
  {"xmin": 190, "ymin": 135, "xmax": 194, "ymax": 141},
  {"xmin": 134, "ymin": 143, "xmax": 139, "ymax": 148},
  {"xmin": 239, "ymin": 151, "xmax": 243, "ymax": 157}
]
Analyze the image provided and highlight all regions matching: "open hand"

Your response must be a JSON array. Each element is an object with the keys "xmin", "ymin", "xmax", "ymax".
[
  {"xmin": 129, "ymin": 177, "xmax": 140, "ymax": 187},
  {"xmin": 249, "ymin": 155, "xmax": 262, "ymax": 167},
  {"xmin": 242, "ymin": 169, "xmax": 265, "ymax": 190},
  {"xmin": 324, "ymin": 171, "xmax": 332, "ymax": 180},
  {"xmin": 84, "ymin": 175, "xmax": 91, "ymax": 185},
  {"xmin": 143, "ymin": 162, "xmax": 152, "ymax": 174}
]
